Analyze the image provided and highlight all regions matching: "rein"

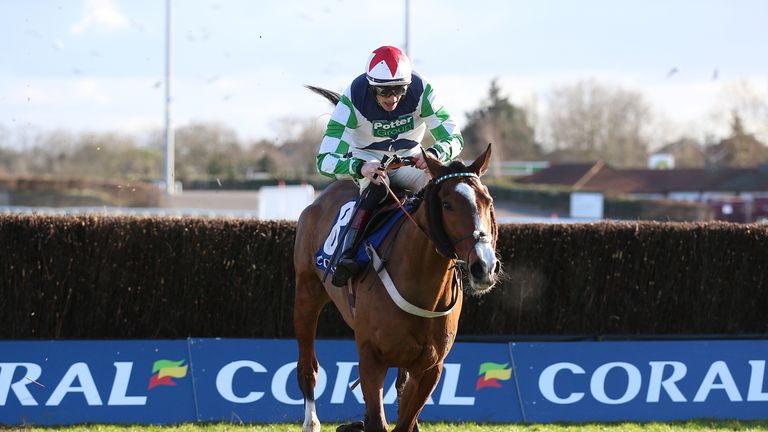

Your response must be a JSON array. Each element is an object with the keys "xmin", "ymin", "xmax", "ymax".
[
  {"xmin": 381, "ymin": 171, "xmax": 480, "ymax": 249},
  {"xmin": 380, "ymin": 179, "xmax": 423, "ymax": 233}
]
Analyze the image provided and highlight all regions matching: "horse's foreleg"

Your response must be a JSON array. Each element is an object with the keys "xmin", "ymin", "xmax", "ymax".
[
  {"xmin": 393, "ymin": 365, "xmax": 443, "ymax": 432},
  {"xmin": 294, "ymin": 274, "xmax": 330, "ymax": 432},
  {"xmin": 395, "ymin": 368, "xmax": 409, "ymax": 402},
  {"xmin": 357, "ymin": 345, "xmax": 389, "ymax": 432}
]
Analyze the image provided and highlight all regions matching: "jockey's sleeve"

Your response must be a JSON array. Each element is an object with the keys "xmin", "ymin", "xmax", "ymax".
[
  {"xmin": 316, "ymin": 92, "xmax": 365, "ymax": 180},
  {"xmin": 419, "ymin": 83, "xmax": 464, "ymax": 163}
]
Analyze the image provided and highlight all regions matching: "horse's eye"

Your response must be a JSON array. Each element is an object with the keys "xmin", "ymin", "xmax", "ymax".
[{"xmin": 442, "ymin": 201, "xmax": 452, "ymax": 211}]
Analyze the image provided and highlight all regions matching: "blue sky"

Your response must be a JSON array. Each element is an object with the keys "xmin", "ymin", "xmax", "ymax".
[{"xmin": 2, "ymin": 0, "xmax": 767, "ymax": 149}]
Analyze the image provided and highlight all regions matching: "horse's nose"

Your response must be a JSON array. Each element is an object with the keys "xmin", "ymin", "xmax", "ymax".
[
  {"xmin": 470, "ymin": 261, "xmax": 487, "ymax": 281},
  {"xmin": 493, "ymin": 260, "xmax": 501, "ymax": 275}
]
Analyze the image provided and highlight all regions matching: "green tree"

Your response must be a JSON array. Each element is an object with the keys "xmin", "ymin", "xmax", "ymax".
[
  {"xmin": 462, "ymin": 80, "xmax": 540, "ymax": 167},
  {"xmin": 256, "ymin": 154, "xmax": 278, "ymax": 174}
]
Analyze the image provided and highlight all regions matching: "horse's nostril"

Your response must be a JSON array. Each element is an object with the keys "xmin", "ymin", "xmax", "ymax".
[
  {"xmin": 470, "ymin": 262, "xmax": 486, "ymax": 280},
  {"xmin": 493, "ymin": 260, "xmax": 501, "ymax": 275}
]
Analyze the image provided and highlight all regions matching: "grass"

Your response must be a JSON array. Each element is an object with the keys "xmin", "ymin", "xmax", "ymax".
[{"xmin": 5, "ymin": 421, "xmax": 768, "ymax": 432}]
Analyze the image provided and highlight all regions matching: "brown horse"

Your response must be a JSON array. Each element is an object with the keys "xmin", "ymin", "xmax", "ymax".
[{"xmin": 293, "ymin": 145, "xmax": 499, "ymax": 432}]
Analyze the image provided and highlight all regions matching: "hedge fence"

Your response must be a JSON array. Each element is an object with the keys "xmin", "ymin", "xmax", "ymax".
[{"xmin": 1, "ymin": 215, "xmax": 767, "ymax": 340}]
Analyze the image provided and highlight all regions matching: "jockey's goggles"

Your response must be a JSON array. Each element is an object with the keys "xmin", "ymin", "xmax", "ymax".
[{"xmin": 373, "ymin": 85, "xmax": 408, "ymax": 97}]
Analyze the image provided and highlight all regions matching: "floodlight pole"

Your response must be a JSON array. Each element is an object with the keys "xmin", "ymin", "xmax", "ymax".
[
  {"xmin": 404, "ymin": 0, "xmax": 413, "ymax": 58},
  {"xmin": 164, "ymin": 0, "xmax": 176, "ymax": 195}
]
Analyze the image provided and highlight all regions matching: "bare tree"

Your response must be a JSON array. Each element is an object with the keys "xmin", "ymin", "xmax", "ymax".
[
  {"xmin": 269, "ymin": 116, "xmax": 326, "ymax": 178},
  {"xmin": 718, "ymin": 80, "xmax": 768, "ymax": 144},
  {"xmin": 175, "ymin": 122, "xmax": 243, "ymax": 182},
  {"xmin": 63, "ymin": 131, "xmax": 160, "ymax": 180},
  {"xmin": 707, "ymin": 111, "xmax": 768, "ymax": 167},
  {"xmin": 545, "ymin": 79, "xmax": 652, "ymax": 167}
]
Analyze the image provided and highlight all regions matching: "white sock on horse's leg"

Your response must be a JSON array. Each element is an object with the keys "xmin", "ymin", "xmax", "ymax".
[{"xmin": 302, "ymin": 399, "xmax": 321, "ymax": 432}]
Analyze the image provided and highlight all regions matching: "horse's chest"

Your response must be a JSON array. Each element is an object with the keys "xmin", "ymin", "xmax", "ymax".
[{"xmin": 362, "ymin": 322, "xmax": 456, "ymax": 370}]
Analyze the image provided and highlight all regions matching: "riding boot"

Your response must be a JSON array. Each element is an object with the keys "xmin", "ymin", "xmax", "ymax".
[
  {"xmin": 331, "ymin": 183, "xmax": 386, "ymax": 287},
  {"xmin": 332, "ymin": 207, "xmax": 372, "ymax": 287}
]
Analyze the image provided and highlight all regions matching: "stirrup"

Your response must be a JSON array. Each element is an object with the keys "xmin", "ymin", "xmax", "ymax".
[{"xmin": 332, "ymin": 256, "xmax": 359, "ymax": 287}]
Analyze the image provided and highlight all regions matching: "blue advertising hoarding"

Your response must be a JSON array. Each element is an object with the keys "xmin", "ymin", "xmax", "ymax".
[
  {"xmin": 512, "ymin": 340, "xmax": 768, "ymax": 422},
  {"xmin": 3, "ymin": 338, "xmax": 768, "ymax": 425},
  {"xmin": 0, "ymin": 340, "xmax": 195, "ymax": 425},
  {"xmin": 188, "ymin": 338, "xmax": 521, "ymax": 423}
]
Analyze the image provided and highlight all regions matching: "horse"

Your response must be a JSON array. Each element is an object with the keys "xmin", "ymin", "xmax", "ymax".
[{"xmin": 294, "ymin": 95, "xmax": 499, "ymax": 432}]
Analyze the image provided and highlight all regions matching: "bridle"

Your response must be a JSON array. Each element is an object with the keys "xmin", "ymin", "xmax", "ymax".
[
  {"xmin": 370, "ymin": 169, "xmax": 492, "ymax": 318},
  {"xmin": 433, "ymin": 172, "xmax": 492, "ymax": 267},
  {"xmin": 381, "ymin": 170, "xmax": 491, "ymax": 266}
]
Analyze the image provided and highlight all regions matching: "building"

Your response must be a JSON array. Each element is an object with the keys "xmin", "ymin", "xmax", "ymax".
[{"xmin": 520, "ymin": 161, "xmax": 768, "ymax": 222}]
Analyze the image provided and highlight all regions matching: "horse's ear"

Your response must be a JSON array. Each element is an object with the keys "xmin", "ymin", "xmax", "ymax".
[
  {"xmin": 423, "ymin": 148, "xmax": 447, "ymax": 179},
  {"xmin": 468, "ymin": 143, "xmax": 492, "ymax": 176}
]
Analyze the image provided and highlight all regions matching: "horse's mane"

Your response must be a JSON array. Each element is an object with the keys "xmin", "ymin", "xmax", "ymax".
[{"xmin": 416, "ymin": 160, "xmax": 498, "ymax": 258}]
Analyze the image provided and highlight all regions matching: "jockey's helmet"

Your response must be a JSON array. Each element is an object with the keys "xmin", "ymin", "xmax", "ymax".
[{"xmin": 365, "ymin": 46, "xmax": 412, "ymax": 86}]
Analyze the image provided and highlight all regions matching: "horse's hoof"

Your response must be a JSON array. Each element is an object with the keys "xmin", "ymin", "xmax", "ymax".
[{"xmin": 336, "ymin": 420, "xmax": 365, "ymax": 432}]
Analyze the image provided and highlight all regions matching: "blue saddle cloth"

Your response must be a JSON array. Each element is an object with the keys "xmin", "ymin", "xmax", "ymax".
[{"xmin": 315, "ymin": 198, "xmax": 414, "ymax": 274}]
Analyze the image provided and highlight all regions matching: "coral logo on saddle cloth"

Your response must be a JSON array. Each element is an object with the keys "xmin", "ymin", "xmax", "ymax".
[
  {"xmin": 476, "ymin": 362, "xmax": 512, "ymax": 390},
  {"xmin": 148, "ymin": 359, "xmax": 188, "ymax": 389}
]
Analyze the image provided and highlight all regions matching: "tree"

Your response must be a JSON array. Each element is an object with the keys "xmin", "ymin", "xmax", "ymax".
[
  {"xmin": 544, "ymin": 79, "xmax": 651, "ymax": 167},
  {"xmin": 256, "ymin": 154, "xmax": 278, "ymax": 174},
  {"xmin": 718, "ymin": 80, "xmax": 768, "ymax": 145},
  {"xmin": 0, "ymin": 147, "xmax": 17, "ymax": 176},
  {"xmin": 269, "ymin": 116, "xmax": 326, "ymax": 179},
  {"xmin": 707, "ymin": 111, "xmax": 768, "ymax": 167},
  {"xmin": 462, "ymin": 80, "xmax": 540, "ymax": 168},
  {"xmin": 174, "ymin": 122, "xmax": 243, "ymax": 182},
  {"xmin": 64, "ymin": 131, "xmax": 160, "ymax": 180}
]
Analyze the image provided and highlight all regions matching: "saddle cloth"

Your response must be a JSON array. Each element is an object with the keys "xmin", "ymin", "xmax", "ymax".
[{"xmin": 314, "ymin": 198, "xmax": 414, "ymax": 274}]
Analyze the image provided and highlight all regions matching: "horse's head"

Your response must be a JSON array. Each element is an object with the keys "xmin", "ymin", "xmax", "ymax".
[{"xmin": 422, "ymin": 144, "xmax": 500, "ymax": 295}]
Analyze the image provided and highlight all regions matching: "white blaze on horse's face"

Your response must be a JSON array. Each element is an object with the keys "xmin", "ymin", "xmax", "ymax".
[{"xmin": 453, "ymin": 182, "xmax": 497, "ymax": 293}]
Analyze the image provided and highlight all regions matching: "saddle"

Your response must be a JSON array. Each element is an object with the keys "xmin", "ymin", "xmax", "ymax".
[
  {"xmin": 357, "ymin": 187, "xmax": 410, "ymax": 244},
  {"xmin": 314, "ymin": 188, "xmax": 421, "ymax": 275}
]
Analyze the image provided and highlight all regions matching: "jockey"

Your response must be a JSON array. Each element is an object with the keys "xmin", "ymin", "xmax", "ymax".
[{"xmin": 316, "ymin": 45, "xmax": 464, "ymax": 287}]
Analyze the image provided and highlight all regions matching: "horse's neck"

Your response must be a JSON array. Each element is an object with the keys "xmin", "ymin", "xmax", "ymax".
[{"xmin": 387, "ymin": 205, "xmax": 455, "ymax": 310}]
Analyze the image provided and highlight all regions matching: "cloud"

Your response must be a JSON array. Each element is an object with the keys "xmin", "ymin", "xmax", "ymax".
[
  {"xmin": 76, "ymin": 79, "xmax": 112, "ymax": 104},
  {"xmin": 70, "ymin": 0, "xmax": 131, "ymax": 35}
]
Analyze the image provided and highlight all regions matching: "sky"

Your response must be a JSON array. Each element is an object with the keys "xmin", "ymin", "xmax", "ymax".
[{"xmin": 2, "ymin": 0, "xmax": 768, "ymax": 151}]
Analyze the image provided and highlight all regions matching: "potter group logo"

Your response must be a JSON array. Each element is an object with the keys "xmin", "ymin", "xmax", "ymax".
[
  {"xmin": 148, "ymin": 359, "xmax": 188, "ymax": 390},
  {"xmin": 476, "ymin": 362, "xmax": 512, "ymax": 390}
]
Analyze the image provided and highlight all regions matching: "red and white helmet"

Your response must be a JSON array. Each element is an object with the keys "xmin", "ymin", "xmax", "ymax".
[{"xmin": 365, "ymin": 46, "xmax": 412, "ymax": 86}]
